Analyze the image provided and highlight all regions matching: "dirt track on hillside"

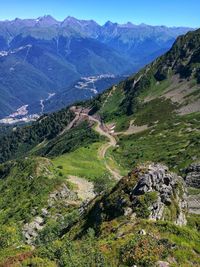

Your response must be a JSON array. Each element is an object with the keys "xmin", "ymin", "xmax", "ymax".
[
  {"xmin": 71, "ymin": 111, "xmax": 122, "ymax": 181},
  {"xmin": 65, "ymin": 109, "xmax": 122, "ymax": 199},
  {"xmin": 87, "ymin": 115, "xmax": 122, "ymax": 181}
]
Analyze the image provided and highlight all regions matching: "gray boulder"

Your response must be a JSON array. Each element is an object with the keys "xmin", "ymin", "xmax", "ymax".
[
  {"xmin": 131, "ymin": 163, "xmax": 187, "ymax": 225},
  {"xmin": 184, "ymin": 162, "xmax": 200, "ymax": 188}
]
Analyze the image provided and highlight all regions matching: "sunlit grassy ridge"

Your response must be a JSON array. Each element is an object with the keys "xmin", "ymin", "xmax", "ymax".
[{"xmin": 52, "ymin": 142, "xmax": 108, "ymax": 181}]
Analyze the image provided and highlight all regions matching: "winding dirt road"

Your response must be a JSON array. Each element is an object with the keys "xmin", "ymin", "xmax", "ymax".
[
  {"xmin": 87, "ymin": 115, "xmax": 122, "ymax": 181},
  {"xmin": 71, "ymin": 110, "xmax": 122, "ymax": 180},
  {"xmin": 65, "ymin": 109, "xmax": 122, "ymax": 202}
]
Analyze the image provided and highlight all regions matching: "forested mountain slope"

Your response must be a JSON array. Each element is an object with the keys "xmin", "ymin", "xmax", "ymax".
[{"xmin": 0, "ymin": 28, "xmax": 199, "ymax": 266}]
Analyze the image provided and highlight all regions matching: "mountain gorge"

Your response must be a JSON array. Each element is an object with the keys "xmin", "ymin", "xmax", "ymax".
[{"xmin": 0, "ymin": 16, "xmax": 192, "ymax": 119}]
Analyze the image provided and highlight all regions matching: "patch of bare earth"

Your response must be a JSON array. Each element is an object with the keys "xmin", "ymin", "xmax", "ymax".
[
  {"xmin": 178, "ymin": 99, "xmax": 200, "ymax": 115},
  {"xmin": 115, "ymin": 120, "xmax": 148, "ymax": 136},
  {"xmin": 102, "ymin": 86, "xmax": 116, "ymax": 107},
  {"xmin": 68, "ymin": 175, "xmax": 95, "ymax": 202},
  {"xmin": 145, "ymin": 75, "xmax": 200, "ymax": 115},
  {"xmin": 123, "ymin": 123, "xmax": 148, "ymax": 135}
]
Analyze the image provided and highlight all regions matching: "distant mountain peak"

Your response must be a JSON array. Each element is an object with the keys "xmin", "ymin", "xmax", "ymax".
[
  {"xmin": 65, "ymin": 16, "xmax": 78, "ymax": 22},
  {"xmin": 61, "ymin": 16, "xmax": 83, "ymax": 27},
  {"xmin": 61, "ymin": 16, "xmax": 99, "ymax": 29},
  {"xmin": 104, "ymin": 21, "xmax": 118, "ymax": 27},
  {"xmin": 119, "ymin": 22, "xmax": 135, "ymax": 28},
  {"xmin": 36, "ymin": 15, "xmax": 59, "ymax": 26},
  {"xmin": 14, "ymin": 17, "xmax": 21, "ymax": 21}
]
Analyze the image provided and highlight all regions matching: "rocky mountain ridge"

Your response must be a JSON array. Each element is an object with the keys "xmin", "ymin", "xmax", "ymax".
[{"xmin": 83, "ymin": 163, "xmax": 187, "ymax": 233}]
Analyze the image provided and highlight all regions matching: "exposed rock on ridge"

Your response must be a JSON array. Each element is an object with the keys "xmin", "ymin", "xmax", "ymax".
[
  {"xmin": 130, "ymin": 163, "xmax": 187, "ymax": 225},
  {"xmin": 184, "ymin": 162, "xmax": 200, "ymax": 188},
  {"xmin": 85, "ymin": 163, "xmax": 187, "ymax": 232},
  {"xmin": 23, "ymin": 183, "xmax": 78, "ymax": 244}
]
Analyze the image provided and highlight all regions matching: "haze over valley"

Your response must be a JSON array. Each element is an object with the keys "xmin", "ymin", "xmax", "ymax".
[{"xmin": 0, "ymin": 16, "xmax": 192, "ymax": 121}]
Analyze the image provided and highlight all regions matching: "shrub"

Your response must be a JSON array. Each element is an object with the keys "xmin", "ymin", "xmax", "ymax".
[
  {"xmin": 134, "ymin": 192, "xmax": 158, "ymax": 219},
  {"xmin": 120, "ymin": 234, "xmax": 166, "ymax": 267}
]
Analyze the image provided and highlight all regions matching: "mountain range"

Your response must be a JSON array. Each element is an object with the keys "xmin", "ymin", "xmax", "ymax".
[
  {"xmin": 0, "ymin": 15, "xmax": 192, "ymax": 119},
  {"xmin": 0, "ymin": 27, "xmax": 199, "ymax": 266}
]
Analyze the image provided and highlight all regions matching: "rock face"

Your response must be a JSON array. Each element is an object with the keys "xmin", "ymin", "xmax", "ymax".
[
  {"xmin": 131, "ymin": 163, "xmax": 187, "ymax": 225},
  {"xmin": 187, "ymin": 194, "xmax": 200, "ymax": 214},
  {"xmin": 85, "ymin": 163, "xmax": 188, "ymax": 231},
  {"xmin": 182, "ymin": 163, "xmax": 200, "ymax": 215},
  {"xmin": 23, "ymin": 216, "xmax": 44, "ymax": 244},
  {"xmin": 184, "ymin": 163, "xmax": 200, "ymax": 188},
  {"xmin": 48, "ymin": 183, "xmax": 78, "ymax": 207},
  {"xmin": 23, "ymin": 183, "xmax": 78, "ymax": 244}
]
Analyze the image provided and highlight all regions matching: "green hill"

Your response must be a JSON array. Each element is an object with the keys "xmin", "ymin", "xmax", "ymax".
[{"xmin": 0, "ymin": 28, "xmax": 199, "ymax": 266}]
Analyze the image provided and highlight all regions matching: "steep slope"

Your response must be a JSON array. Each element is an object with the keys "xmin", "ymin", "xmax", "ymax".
[
  {"xmin": 98, "ymin": 22, "xmax": 192, "ymax": 69},
  {"xmin": 0, "ymin": 107, "xmax": 75, "ymax": 162},
  {"xmin": 1, "ymin": 163, "xmax": 199, "ymax": 267},
  {"xmin": 40, "ymin": 75, "xmax": 123, "ymax": 114},
  {"xmin": 0, "ymin": 29, "xmax": 199, "ymax": 172},
  {"xmin": 0, "ymin": 156, "xmax": 81, "ymax": 265},
  {"xmin": 85, "ymin": 28, "xmax": 200, "ymax": 172},
  {"xmin": 0, "ymin": 29, "xmax": 199, "ymax": 171}
]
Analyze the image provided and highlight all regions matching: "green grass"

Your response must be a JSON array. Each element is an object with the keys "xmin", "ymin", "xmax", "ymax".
[
  {"xmin": 105, "ymin": 147, "xmax": 128, "ymax": 176},
  {"xmin": 52, "ymin": 142, "xmax": 108, "ymax": 181},
  {"xmin": 139, "ymin": 77, "xmax": 171, "ymax": 99},
  {"xmin": 34, "ymin": 121, "xmax": 101, "ymax": 158},
  {"xmin": 152, "ymin": 221, "xmax": 200, "ymax": 265},
  {"xmin": 0, "ymin": 157, "xmax": 65, "ymax": 224},
  {"xmin": 31, "ymin": 217, "xmax": 200, "ymax": 267},
  {"xmin": 114, "ymin": 115, "xmax": 132, "ymax": 131},
  {"xmin": 188, "ymin": 187, "xmax": 200, "ymax": 195},
  {"xmin": 134, "ymin": 97, "xmax": 178, "ymax": 126},
  {"xmin": 111, "ymin": 112, "xmax": 200, "ymax": 172},
  {"xmin": 187, "ymin": 214, "xmax": 200, "ymax": 232},
  {"xmin": 99, "ymin": 85, "xmax": 124, "ymax": 116},
  {"xmin": 98, "ymin": 85, "xmax": 127, "ymax": 131}
]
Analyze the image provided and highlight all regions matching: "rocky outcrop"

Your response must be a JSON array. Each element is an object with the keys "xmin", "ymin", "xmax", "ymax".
[
  {"xmin": 23, "ymin": 216, "xmax": 44, "ymax": 244},
  {"xmin": 184, "ymin": 163, "xmax": 200, "ymax": 188},
  {"xmin": 183, "ymin": 163, "xmax": 200, "ymax": 214},
  {"xmin": 84, "ymin": 163, "xmax": 188, "ymax": 231},
  {"xmin": 48, "ymin": 183, "xmax": 78, "ymax": 207},
  {"xmin": 130, "ymin": 163, "xmax": 187, "ymax": 225},
  {"xmin": 23, "ymin": 183, "xmax": 78, "ymax": 244},
  {"xmin": 187, "ymin": 194, "xmax": 200, "ymax": 214},
  {"xmin": 156, "ymin": 261, "xmax": 170, "ymax": 267}
]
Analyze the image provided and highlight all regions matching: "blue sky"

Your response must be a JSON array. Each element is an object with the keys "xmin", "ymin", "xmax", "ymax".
[{"xmin": 0, "ymin": 0, "xmax": 199, "ymax": 27}]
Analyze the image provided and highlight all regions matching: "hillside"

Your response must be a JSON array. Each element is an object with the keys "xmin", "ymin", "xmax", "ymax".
[
  {"xmin": 85, "ymin": 28, "xmax": 200, "ymax": 171},
  {"xmin": 0, "ymin": 16, "xmax": 191, "ymax": 118},
  {"xmin": 0, "ymin": 28, "xmax": 199, "ymax": 266}
]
